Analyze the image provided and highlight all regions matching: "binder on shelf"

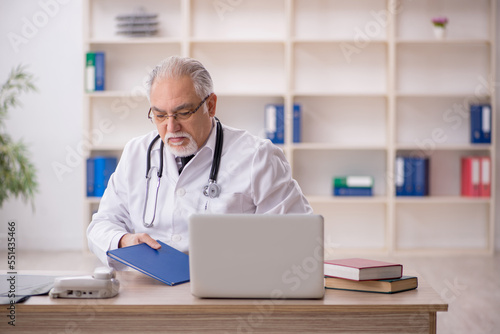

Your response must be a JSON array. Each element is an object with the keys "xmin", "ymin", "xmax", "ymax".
[
  {"xmin": 461, "ymin": 157, "xmax": 480, "ymax": 197},
  {"xmin": 94, "ymin": 52, "xmax": 105, "ymax": 91},
  {"xmin": 480, "ymin": 156, "xmax": 491, "ymax": 197},
  {"xmin": 395, "ymin": 156, "xmax": 406, "ymax": 196},
  {"xmin": 395, "ymin": 157, "xmax": 429, "ymax": 197},
  {"xmin": 293, "ymin": 104, "xmax": 301, "ymax": 143},
  {"xmin": 461, "ymin": 156, "xmax": 491, "ymax": 197},
  {"xmin": 265, "ymin": 104, "xmax": 284, "ymax": 144},
  {"xmin": 85, "ymin": 51, "xmax": 105, "ymax": 92},
  {"xmin": 333, "ymin": 176, "xmax": 374, "ymax": 197},
  {"xmin": 85, "ymin": 52, "xmax": 95, "ymax": 92},
  {"xmin": 264, "ymin": 104, "xmax": 302, "ymax": 144},
  {"xmin": 413, "ymin": 157, "xmax": 429, "ymax": 197},
  {"xmin": 87, "ymin": 156, "xmax": 117, "ymax": 197},
  {"xmin": 470, "ymin": 104, "xmax": 491, "ymax": 144}
]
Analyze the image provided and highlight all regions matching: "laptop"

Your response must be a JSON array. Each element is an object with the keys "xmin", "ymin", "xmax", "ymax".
[{"xmin": 188, "ymin": 214, "xmax": 325, "ymax": 299}]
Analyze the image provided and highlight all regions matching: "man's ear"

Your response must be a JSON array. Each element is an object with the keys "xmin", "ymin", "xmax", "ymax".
[{"xmin": 208, "ymin": 93, "xmax": 217, "ymax": 117}]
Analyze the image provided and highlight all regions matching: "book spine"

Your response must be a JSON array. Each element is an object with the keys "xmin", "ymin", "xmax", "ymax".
[
  {"xmin": 265, "ymin": 104, "xmax": 284, "ymax": 144},
  {"xmin": 334, "ymin": 187, "xmax": 372, "ymax": 196},
  {"xmin": 85, "ymin": 52, "xmax": 95, "ymax": 92},
  {"xmin": 479, "ymin": 156, "xmax": 491, "ymax": 197},
  {"xmin": 470, "ymin": 104, "xmax": 491, "ymax": 144},
  {"xmin": 93, "ymin": 157, "xmax": 117, "ymax": 197},
  {"xmin": 293, "ymin": 104, "xmax": 301, "ymax": 143},
  {"xmin": 413, "ymin": 157, "xmax": 429, "ymax": 196},
  {"xmin": 461, "ymin": 157, "xmax": 480, "ymax": 197},
  {"xmin": 94, "ymin": 52, "xmax": 105, "ymax": 91},
  {"xmin": 395, "ymin": 156, "xmax": 406, "ymax": 196},
  {"xmin": 404, "ymin": 157, "xmax": 415, "ymax": 196},
  {"xmin": 86, "ymin": 157, "xmax": 95, "ymax": 197}
]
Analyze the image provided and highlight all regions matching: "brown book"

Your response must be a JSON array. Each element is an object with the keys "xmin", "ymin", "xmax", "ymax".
[{"xmin": 325, "ymin": 276, "xmax": 418, "ymax": 294}]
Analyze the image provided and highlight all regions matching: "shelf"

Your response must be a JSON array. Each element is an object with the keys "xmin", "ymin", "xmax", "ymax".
[
  {"xmin": 292, "ymin": 143, "xmax": 387, "ymax": 151},
  {"xmin": 89, "ymin": 37, "xmax": 181, "ymax": 45},
  {"xmin": 86, "ymin": 197, "xmax": 102, "ymax": 205},
  {"xmin": 292, "ymin": 38, "xmax": 388, "ymax": 44},
  {"xmin": 293, "ymin": 92, "xmax": 387, "ymax": 98},
  {"xmin": 395, "ymin": 196, "xmax": 491, "ymax": 204},
  {"xmin": 396, "ymin": 39, "xmax": 491, "ymax": 45},
  {"xmin": 86, "ymin": 91, "xmax": 148, "ymax": 98},
  {"xmin": 82, "ymin": 0, "xmax": 496, "ymax": 255},
  {"xmin": 306, "ymin": 195, "xmax": 387, "ymax": 204},
  {"xmin": 396, "ymin": 92, "xmax": 491, "ymax": 99},
  {"xmin": 190, "ymin": 38, "xmax": 285, "ymax": 44},
  {"xmin": 395, "ymin": 144, "xmax": 492, "ymax": 151}
]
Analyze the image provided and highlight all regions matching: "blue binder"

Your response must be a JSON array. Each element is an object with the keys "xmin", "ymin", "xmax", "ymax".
[
  {"xmin": 470, "ymin": 104, "xmax": 491, "ymax": 144},
  {"xmin": 107, "ymin": 240, "xmax": 190, "ymax": 286}
]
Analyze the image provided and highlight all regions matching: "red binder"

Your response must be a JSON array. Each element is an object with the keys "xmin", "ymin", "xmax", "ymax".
[
  {"xmin": 461, "ymin": 157, "xmax": 480, "ymax": 197},
  {"xmin": 479, "ymin": 156, "xmax": 491, "ymax": 197}
]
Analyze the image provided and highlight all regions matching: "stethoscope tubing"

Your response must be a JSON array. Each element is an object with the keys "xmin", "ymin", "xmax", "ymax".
[{"xmin": 143, "ymin": 118, "xmax": 223, "ymax": 228}]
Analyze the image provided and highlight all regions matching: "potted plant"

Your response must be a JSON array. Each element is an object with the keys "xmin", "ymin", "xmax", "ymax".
[
  {"xmin": 0, "ymin": 65, "xmax": 38, "ymax": 208},
  {"xmin": 431, "ymin": 16, "xmax": 448, "ymax": 39}
]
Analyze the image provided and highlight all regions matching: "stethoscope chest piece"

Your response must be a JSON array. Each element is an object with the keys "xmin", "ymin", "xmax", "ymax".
[{"xmin": 203, "ymin": 180, "xmax": 221, "ymax": 198}]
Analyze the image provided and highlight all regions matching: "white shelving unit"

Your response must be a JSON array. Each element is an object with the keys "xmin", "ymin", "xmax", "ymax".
[{"xmin": 82, "ymin": 0, "xmax": 497, "ymax": 254}]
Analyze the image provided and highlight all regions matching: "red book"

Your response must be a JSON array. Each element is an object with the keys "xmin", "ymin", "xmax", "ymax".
[
  {"xmin": 461, "ymin": 157, "xmax": 480, "ymax": 197},
  {"xmin": 324, "ymin": 258, "xmax": 403, "ymax": 281},
  {"xmin": 479, "ymin": 156, "xmax": 491, "ymax": 197}
]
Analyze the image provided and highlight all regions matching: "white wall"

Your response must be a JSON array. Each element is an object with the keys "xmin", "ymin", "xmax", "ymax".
[
  {"xmin": 0, "ymin": 0, "xmax": 84, "ymax": 250},
  {"xmin": 0, "ymin": 0, "xmax": 499, "ymax": 252}
]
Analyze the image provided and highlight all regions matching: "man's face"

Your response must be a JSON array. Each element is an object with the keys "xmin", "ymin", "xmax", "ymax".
[{"xmin": 149, "ymin": 76, "xmax": 216, "ymax": 157}]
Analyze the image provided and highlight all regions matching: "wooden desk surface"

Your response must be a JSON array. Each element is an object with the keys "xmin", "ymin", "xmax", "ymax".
[
  {"xmin": 2, "ymin": 270, "xmax": 448, "ymax": 334},
  {"xmin": 14, "ymin": 270, "xmax": 448, "ymax": 313}
]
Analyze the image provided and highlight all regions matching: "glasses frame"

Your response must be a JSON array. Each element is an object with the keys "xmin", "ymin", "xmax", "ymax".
[{"xmin": 148, "ymin": 94, "xmax": 211, "ymax": 123}]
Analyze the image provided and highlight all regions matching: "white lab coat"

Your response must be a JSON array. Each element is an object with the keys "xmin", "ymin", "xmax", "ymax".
[{"xmin": 87, "ymin": 122, "xmax": 312, "ymax": 268}]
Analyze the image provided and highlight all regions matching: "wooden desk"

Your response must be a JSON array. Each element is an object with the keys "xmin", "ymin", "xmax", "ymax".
[{"xmin": 2, "ymin": 271, "xmax": 447, "ymax": 334}]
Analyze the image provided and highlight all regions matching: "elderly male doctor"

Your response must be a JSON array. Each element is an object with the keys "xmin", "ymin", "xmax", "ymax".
[{"xmin": 87, "ymin": 56, "xmax": 312, "ymax": 268}]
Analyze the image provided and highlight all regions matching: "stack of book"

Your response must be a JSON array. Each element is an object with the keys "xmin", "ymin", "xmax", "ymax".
[
  {"xmin": 115, "ymin": 7, "xmax": 159, "ymax": 37},
  {"xmin": 395, "ymin": 156, "xmax": 429, "ymax": 196},
  {"xmin": 461, "ymin": 156, "xmax": 491, "ymax": 197},
  {"xmin": 333, "ymin": 176, "xmax": 373, "ymax": 196},
  {"xmin": 324, "ymin": 258, "xmax": 418, "ymax": 294}
]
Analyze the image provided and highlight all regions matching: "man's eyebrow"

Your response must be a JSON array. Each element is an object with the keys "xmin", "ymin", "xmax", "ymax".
[{"xmin": 151, "ymin": 102, "xmax": 195, "ymax": 114}]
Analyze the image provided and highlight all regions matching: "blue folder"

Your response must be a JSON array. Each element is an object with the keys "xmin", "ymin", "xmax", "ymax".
[{"xmin": 107, "ymin": 240, "xmax": 189, "ymax": 286}]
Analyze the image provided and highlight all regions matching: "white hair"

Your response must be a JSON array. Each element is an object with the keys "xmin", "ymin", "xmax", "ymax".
[{"xmin": 146, "ymin": 56, "xmax": 214, "ymax": 100}]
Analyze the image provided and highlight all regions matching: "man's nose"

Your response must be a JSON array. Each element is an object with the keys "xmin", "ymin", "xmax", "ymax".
[{"xmin": 166, "ymin": 115, "xmax": 181, "ymax": 132}]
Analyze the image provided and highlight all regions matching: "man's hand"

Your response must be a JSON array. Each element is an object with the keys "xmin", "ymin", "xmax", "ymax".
[{"xmin": 118, "ymin": 233, "xmax": 161, "ymax": 249}]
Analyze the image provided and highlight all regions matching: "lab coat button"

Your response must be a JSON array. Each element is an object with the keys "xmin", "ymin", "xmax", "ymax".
[
  {"xmin": 172, "ymin": 234, "xmax": 182, "ymax": 242},
  {"xmin": 176, "ymin": 188, "xmax": 186, "ymax": 197}
]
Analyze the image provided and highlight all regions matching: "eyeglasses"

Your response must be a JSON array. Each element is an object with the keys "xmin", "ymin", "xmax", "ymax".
[{"xmin": 148, "ymin": 94, "xmax": 211, "ymax": 123}]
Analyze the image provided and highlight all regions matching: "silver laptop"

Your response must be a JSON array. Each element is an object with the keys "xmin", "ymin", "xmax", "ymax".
[{"xmin": 188, "ymin": 214, "xmax": 324, "ymax": 299}]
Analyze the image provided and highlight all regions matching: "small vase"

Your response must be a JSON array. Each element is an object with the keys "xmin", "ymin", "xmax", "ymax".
[{"xmin": 433, "ymin": 26, "xmax": 446, "ymax": 40}]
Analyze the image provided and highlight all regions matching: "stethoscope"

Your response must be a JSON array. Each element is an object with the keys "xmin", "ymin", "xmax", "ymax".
[{"xmin": 142, "ymin": 117, "xmax": 223, "ymax": 228}]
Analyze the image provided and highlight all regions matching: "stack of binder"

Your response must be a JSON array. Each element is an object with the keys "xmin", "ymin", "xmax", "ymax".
[
  {"xmin": 461, "ymin": 156, "xmax": 490, "ymax": 197},
  {"xmin": 87, "ymin": 156, "xmax": 117, "ymax": 197},
  {"xmin": 395, "ymin": 157, "xmax": 429, "ymax": 197}
]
